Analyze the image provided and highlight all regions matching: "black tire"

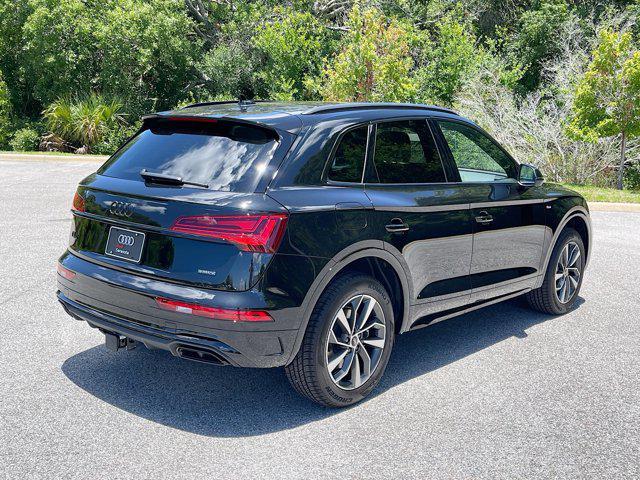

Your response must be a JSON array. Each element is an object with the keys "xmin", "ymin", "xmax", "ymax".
[
  {"xmin": 285, "ymin": 273, "xmax": 395, "ymax": 407},
  {"xmin": 526, "ymin": 227, "xmax": 585, "ymax": 315}
]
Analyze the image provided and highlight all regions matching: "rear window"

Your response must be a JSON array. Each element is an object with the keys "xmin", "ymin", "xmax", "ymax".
[{"xmin": 98, "ymin": 120, "xmax": 279, "ymax": 192}]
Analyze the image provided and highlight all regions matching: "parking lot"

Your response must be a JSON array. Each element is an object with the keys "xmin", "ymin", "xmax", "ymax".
[{"xmin": 1, "ymin": 158, "xmax": 639, "ymax": 479}]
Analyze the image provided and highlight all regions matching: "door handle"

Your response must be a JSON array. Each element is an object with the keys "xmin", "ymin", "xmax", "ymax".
[
  {"xmin": 475, "ymin": 211, "xmax": 493, "ymax": 224},
  {"xmin": 385, "ymin": 218, "xmax": 409, "ymax": 233}
]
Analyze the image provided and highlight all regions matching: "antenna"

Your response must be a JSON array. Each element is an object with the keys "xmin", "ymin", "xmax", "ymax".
[{"xmin": 238, "ymin": 98, "xmax": 255, "ymax": 112}]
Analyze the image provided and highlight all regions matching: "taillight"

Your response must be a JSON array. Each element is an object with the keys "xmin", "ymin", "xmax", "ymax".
[
  {"xmin": 170, "ymin": 214, "xmax": 288, "ymax": 253},
  {"xmin": 57, "ymin": 263, "xmax": 76, "ymax": 280},
  {"xmin": 155, "ymin": 297, "xmax": 273, "ymax": 322},
  {"xmin": 72, "ymin": 191, "xmax": 85, "ymax": 212}
]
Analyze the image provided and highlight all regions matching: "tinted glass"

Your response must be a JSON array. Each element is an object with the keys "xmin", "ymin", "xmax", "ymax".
[
  {"xmin": 438, "ymin": 121, "xmax": 517, "ymax": 182},
  {"xmin": 372, "ymin": 120, "xmax": 446, "ymax": 183},
  {"xmin": 98, "ymin": 120, "xmax": 279, "ymax": 192},
  {"xmin": 328, "ymin": 126, "xmax": 368, "ymax": 182}
]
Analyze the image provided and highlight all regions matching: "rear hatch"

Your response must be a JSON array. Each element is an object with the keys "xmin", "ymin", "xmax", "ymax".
[{"xmin": 69, "ymin": 116, "xmax": 292, "ymax": 291}]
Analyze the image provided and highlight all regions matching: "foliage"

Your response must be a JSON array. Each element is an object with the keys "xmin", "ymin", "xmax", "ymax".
[
  {"xmin": 413, "ymin": 15, "xmax": 479, "ymax": 106},
  {"xmin": 0, "ymin": 0, "xmax": 638, "ymax": 191},
  {"xmin": 568, "ymin": 29, "xmax": 640, "ymax": 188},
  {"xmin": 9, "ymin": 127, "xmax": 40, "ymax": 152},
  {"xmin": 43, "ymin": 95, "xmax": 125, "ymax": 151},
  {"xmin": 2, "ymin": 0, "xmax": 199, "ymax": 117},
  {"xmin": 92, "ymin": 123, "xmax": 140, "ymax": 156},
  {"xmin": 456, "ymin": 18, "xmax": 636, "ymax": 186},
  {"xmin": 94, "ymin": 0, "xmax": 200, "ymax": 114},
  {"xmin": 319, "ymin": 5, "xmax": 416, "ymax": 102},
  {"xmin": 199, "ymin": 43, "xmax": 263, "ymax": 100},
  {"xmin": 569, "ymin": 30, "xmax": 640, "ymax": 142},
  {"xmin": 624, "ymin": 162, "xmax": 640, "ymax": 191},
  {"xmin": 21, "ymin": 0, "xmax": 97, "ymax": 109},
  {"xmin": 254, "ymin": 8, "xmax": 336, "ymax": 100},
  {"xmin": 0, "ymin": 71, "xmax": 11, "ymax": 148},
  {"xmin": 504, "ymin": 1, "xmax": 571, "ymax": 94},
  {"xmin": 196, "ymin": 5, "xmax": 269, "ymax": 100},
  {"xmin": 0, "ymin": 0, "xmax": 33, "ymax": 114}
]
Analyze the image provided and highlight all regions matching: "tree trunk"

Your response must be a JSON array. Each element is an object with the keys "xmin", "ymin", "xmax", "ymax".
[{"xmin": 617, "ymin": 131, "xmax": 626, "ymax": 190}]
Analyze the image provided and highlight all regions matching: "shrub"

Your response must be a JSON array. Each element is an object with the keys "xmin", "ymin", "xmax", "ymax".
[
  {"xmin": 0, "ymin": 72, "xmax": 11, "ymax": 148},
  {"xmin": 92, "ymin": 123, "xmax": 139, "ymax": 156},
  {"xmin": 43, "ymin": 95, "xmax": 124, "ymax": 151},
  {"xmin": 9, "ymin": 127, "xmax": 40, "ymax": 151},
  {"xmin": 254, "ymin": 8, "xmax": 336, "ymax": 100},
  {"xmin": 199, "ymin": 42, "xmax": 264, "ymax": 100},
  {"xmin": 319, "ymin": 6, "xmax": 416, "ymax": 102},
  {"xmin": 95, "ymin": 0, "xmax": 201, "ymax": 114},
  {"xmin": 413, "ymin": 17, "xmax": 479, "ymax": 106},
  {"xmin": 624, "ymin": 162, "xmax": 640, "ymax": 191}
]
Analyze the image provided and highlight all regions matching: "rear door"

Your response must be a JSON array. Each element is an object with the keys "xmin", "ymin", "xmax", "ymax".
[
  {"xmin": 434, "ymin": 119, "xmax": 546, "ymax": 301},
  {"xmin": 363, "ymin": 119, "xmax": 473, "ymax": 326},
  {"xmin": 70, "ymin": 117, "xmax": 292, "ymax": 291}
]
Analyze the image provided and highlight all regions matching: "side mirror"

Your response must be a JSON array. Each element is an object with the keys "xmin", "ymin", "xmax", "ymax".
[{"xmin": 518, "ymin": 163, "xmax": 544, "ymax": 187}]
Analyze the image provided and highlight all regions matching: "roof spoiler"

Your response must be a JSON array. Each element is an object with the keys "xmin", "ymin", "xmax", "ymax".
[{"xmin": 140, "ymin": 113, "xmax": 280, "ymax": 135}]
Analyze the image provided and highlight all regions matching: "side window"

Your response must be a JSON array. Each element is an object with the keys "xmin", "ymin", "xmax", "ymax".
[
  {"xmin": 372, "ymin": 120, "xmax": 446, "ymax": 184},
  {"xmin": 438, "ymin": 121, "xmax": 518, "ymax": 182},
  {"xmin": 328, "ymin": 126, "xmax": 368, "ymax": 182}
]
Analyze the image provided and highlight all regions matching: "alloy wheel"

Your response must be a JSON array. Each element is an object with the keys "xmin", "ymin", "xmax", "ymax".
[
  {"xmin": 555, "ymin": 241, "xmax": 581, "ymax": 304},
  {"xmin": 325, "ymin": 294, "xmax": 386, "ymax": 390}
]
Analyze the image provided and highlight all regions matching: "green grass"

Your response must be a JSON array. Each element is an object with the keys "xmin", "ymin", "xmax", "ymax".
[{"xmin": 561, "ymin": 183, "xmax": 640, "ymax": 204}]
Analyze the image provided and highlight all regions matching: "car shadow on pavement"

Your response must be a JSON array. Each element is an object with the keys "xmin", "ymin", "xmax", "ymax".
[{"xmin": 61, "ymin": 297, "xmax": 583, "ymax": 437}]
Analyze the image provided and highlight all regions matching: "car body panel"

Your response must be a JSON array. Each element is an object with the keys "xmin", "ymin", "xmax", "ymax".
[{"xmin": 57, "ymin": 102, "xmax": 592, "ymax": 368}]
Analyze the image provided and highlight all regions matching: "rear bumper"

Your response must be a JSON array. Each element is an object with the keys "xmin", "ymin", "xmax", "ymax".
[{"xmin": 57, "ymin": 252, "xmax": 302, "ymax": 368}]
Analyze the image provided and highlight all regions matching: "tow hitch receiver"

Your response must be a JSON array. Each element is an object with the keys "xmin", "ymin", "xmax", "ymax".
[{"xmin": 104, "ymin": 332, "xmax": 136, "ymax": 352}]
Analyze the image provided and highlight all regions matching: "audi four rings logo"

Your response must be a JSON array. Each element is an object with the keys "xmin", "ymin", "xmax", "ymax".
[
  {"xmin": 117, "ymin": 234, "xmax": 135, "ymax": 246},
  {"xmin": 109, "ymin": 201, "xmax": 134, "ymax": 217}
]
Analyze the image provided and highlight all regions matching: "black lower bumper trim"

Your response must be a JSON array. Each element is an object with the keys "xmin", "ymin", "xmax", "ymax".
[{"xmin": 57, "ymin": 291, "xmax": 237, "ymax": 366}]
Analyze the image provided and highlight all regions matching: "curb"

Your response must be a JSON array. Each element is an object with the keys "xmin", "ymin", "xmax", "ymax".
[{"xmin": 587, "ymin": 201, "xmax": 640, "ymax": 213}]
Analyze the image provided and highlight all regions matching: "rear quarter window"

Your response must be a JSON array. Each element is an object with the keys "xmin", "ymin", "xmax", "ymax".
[{"xmin": 98, "ymin": 120, "xmax": 279, "ymax": 192}]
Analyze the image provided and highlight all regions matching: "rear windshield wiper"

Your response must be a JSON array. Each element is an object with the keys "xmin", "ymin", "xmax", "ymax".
[{"xmin": 140, "ymin": 169, "xmax": 209, "ymax": 188}]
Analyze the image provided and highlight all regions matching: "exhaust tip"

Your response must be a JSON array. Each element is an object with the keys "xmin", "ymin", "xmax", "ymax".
[{"xmin": 175, "ymin": 345, "xmax": 229, "ymax": 365}]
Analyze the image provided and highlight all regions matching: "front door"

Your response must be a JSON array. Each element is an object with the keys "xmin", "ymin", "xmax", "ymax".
[
  {"xmin": 363, "ymin": 119, "xmax": 473, "ymax": 329},
  {"xmin": 434, "ymin": 119, "xmax": 546, "ymax": 302}
]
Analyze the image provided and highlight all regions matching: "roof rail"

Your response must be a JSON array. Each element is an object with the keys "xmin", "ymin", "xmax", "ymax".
[
  {"xmin": 181, "ymin": 99, "xmax": 269, "ymax": 110},
  {"xmin": 181, "ymin": 100, "xmax": 238, "ymax": 109},
  {"xmin": 302, "ymin": 102, "xmax": 457, "ymax": 115}
]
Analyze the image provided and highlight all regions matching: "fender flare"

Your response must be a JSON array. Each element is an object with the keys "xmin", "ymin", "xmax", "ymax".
[
  {"xmin": 536, "ymin": 206, "xmax": 592, "ymax": 288},
  {"xmin": 284, "ymin": 242, "xmax": 413, "ymax": 364}
]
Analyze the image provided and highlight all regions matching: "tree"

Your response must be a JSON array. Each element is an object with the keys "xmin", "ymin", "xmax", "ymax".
[
  {"xmin": 95, "ymin": 0, "xmax": 201, "ymax": 115},
  {"xmin": 413, "ymin": 16, "xmax": 478, "ymax": 106},
  {"xmin": 319, "ymin": 5, "xmax": 416, "ymax": 102},
  {"xmin": 0, "ymin": 0, "xmax": 33, "ymax": 115},
  {"xmin": 504, "ymin": 1, "xmax": 570, "ymax": 94},
  {"xmin": 254, "ymin": 8, "xmax": 336, "ymax": 100},
  {"xmin": 568, "ymin": 29, "xmax": 640, "ymax": 189},
  {"xmin": 0, "ymin": 71, "xmax": 12, "ymax": 148},
  {"xmin": 20, "ymin": 0, "xmax": 98, "ymax": 109}
]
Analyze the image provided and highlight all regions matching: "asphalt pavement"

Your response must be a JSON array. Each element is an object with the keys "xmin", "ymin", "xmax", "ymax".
[{"xmin": 1, "ymin": 159, "xmax": 638, "ymax": 479}]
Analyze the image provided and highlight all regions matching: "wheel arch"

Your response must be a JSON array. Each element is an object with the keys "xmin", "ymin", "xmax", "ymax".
[
  {"xmin": 537, "ymin": 206, "xmax": 592, "ymax": 288},
  {"xmin": 285, "ymin": 243, "xmax": 412, "ymax": 365}
]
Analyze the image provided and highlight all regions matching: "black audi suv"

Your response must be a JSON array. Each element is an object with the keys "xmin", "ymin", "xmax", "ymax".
[{"xmin": 57, "ymin": 101, "xmax": 591, "ymax": 407}]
